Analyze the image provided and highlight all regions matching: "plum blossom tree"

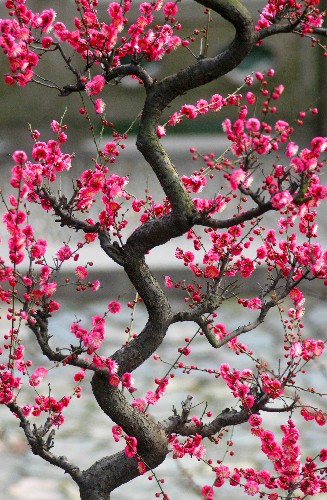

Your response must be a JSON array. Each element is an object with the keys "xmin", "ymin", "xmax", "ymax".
[{"xmin": 1, "ymin": 0, "xmax": 327, "ymax": 499}]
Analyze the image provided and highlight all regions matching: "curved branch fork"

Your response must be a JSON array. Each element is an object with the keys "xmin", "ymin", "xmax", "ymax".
[
  {"xmin": 137, "ymin": 0, "xmax": 254, "ymax": 215},
  {"xmin": 82, "ymin": 375, "xmax": 168, "ymax": 498},
  {"xmin": 80, "ymin": 0, "xmax": 260, "ymax": 495}
]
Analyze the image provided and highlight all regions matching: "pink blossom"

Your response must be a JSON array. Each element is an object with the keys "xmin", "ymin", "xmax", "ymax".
[
  {"xmin": 71, "ymin": 322, "xmax": 88, "ymax": 342},
  {"xmin": 103, "ymin": 142, "xmax": 119, "ymax": 157},
  {"xmin": 41, "ymin": 36, "xmax": 53, "ymax": 48},
  {"xmin": 75, "ymin": 266, "xmax": 88, "ymax": 280},
  {"xmin": 12, "ymin": 345, "xmax": 24, "ymax": 360},
  {"xmin": 74, "ymin": 371, "xmax": 85, "ymax": 382},
  {"xmin": 108, "ymin": 2, "xmax": 123, "ymax": 18},
  {"xmin": 85, "ymin": 75, "xmax": 106, "ymax": 96},
  {"xmin": 204, "ymin": 265, "xmax": 219, "ymax": 279},
  {"xmin": 246, "ymin": 117, "xmax": 261, "ymax": 132},
  {"xmin": 165, "ymin": 275, "xmax": 173, "ymax": 288},
  {"xmin": 122, "ymin": 372, "xmax": 134, "ymax": 389},
  {"xmin": 20, "ymin": 404, "xmax": 34, "ymax": 416},
  {"xmin": 244, "ymin": 480, "xmax": 259, "ymax": 496},
  {"xmin": 271, "ymin": 190, "xmax": 293, "ymax": 209},
  {"xmin": 12, "ymin": 150, "xmax": 27, "ymax": 164},
  {"xmin": 261, "ymin": 374, "xmax": 284, "ymax": 399},
  {"xmin": 89, "ymin": 316, "xmax": 105, "ymax": 346},
  {"xmin": 156, "ymin": 125, "xmax": 166, "ymax": 138},
  {"xmin": 108, "ymin": 300, "xmax": 121, "ymax": 313},
  {"xmin": 39, "ymin": 9, "xmax": 56, "ymax": 33},
  {"xmin": 48, "ymin": 300, "xmax": 60, "ymax": 312},
  {"xmin": 167, "ymin": 112, "xmax": 181, "ymax": 126},
  {"xmin": 94, "ymin": 98, "xmax": 106, "ymax": 114},
  {"xmin": 229, "ymin": 169, "xmax": 246, "ymax": 190},
  {"xmin": 91, "ymin": 280, "xmax": 101, "ymax": 291},
  {"xmin": 196, "ymin": 98, "xmax": 209, "ymax": 114},
  {"xmin": 290, "ymin": 341, "xmax": 303, "ymax": 358},
  {"xmin": 4, "ymin": 75, "xmax": 15, "ymax": 85},
  {"xmin": 246, "ymin": 92, "xmax": 256, "ymax": 105},
  {"xmin": 112, "ymin": 424, "xmax": 122, "ymax": 442},
  {"xmin": 180, "ymin": 104, "xmax": 198, "ymax": 119},
  {"xmin": 301, "ymin": 407, "xmax": 316, "ymax": 421},
  {"xmin": 145, "ymin": 390, "xmax": 159, "ymax": 405},
  {"xmin": 272, "ymin": 84, "xmax": 284, "ymax": 99},
  {"xmin": 183, "ymin": 251, "xmax": 194, "ymax": 264},
  {"xmin": 181, "ymin": 174, "xmax": 206, "ymax": 193},
  {"xmin": 51, "ymin": 120, "xmax": 61, "ymax": 133},
  {"xmin": 275, "ymin": 120, "xmax": 289, "ymax": 132},
  {"xmin": 124, "ymin": 435, "xmax": 138, "ymax": 458},
  {"xmin": 238, "ymin": 258, "xmax": 255, "ymax": 278},
  {"xmin": 248, "ymin": 414, "xmax": 262, "ymax": 427},
  {"xmin": 201, "ymin": 486, "xmax": 214, "ymax": 499},
  {"xmin": 106, "ymin": 357, "xmax": 119, "ymax": 374},
  {"xmin": 215, "ymin": 465, "xmax": 230, "ymax": 485},
  {"xmin": 40, "ymin": 282, "xmax": 57, "ymax": 297},
  {"xmin": 315, "ymin": 411, "xmax": 326, "ymax": 426},
  {"xmin": 57, "ymin": 245, "xmax": 72, "ymax": 261},
  {"xmin": 131, "ymin": 398, "xmax": 146, "ymax": 412},
  {"xmin": 163, "ymin": 2, "xmax": 178, "ymax": 17},
  {"xmin": 108, "ymin": 374, "xmax": 120, "ymax": 388},
  {"xmin": 311, "ymin": 136, "xmax": 327, "ymax": 154},
  {"xmin": 0, "ymin": 371, "xmax": 21, "ymax": 404},
  {"xmin": 210, "ymin": 93, "xmax": 224, "ymax": 110},
  {"xmin": 246, "ymin": 297, "xmax": 262, "ymax": 310},
  {"xmin": 29, "ymin": 367, "xmax": 48, "ymax": 386},
  {"xmin": 137, "ymin": 461, "xmax": 147, "ymax": 474}
]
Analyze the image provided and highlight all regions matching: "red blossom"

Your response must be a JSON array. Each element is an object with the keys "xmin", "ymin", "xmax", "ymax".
[
  {"xmin": 107, "ymin": 300, "xmax": 121, "ymax": 313},
  {"xmin": 124, "ymin": 435, "xmax": 138, "ymax": 458},
  {"xmin": 29, "ymin": 367, "xmax": 48, "ymax": 386},
  {"xmin": 86, "ymin": 75, "xmax": 106, "ymax": 96}
]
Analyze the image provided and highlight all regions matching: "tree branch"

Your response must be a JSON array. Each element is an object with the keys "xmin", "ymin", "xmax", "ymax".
[
  {"xmin": 194, "ymin": 201, "xmax": 274, "ymax": 229},
  {"xmin": 7, "ymin": 402, "xmax": 81, "ymax": 482},
  {"xmin": 162, "ymin": 393, "xmax": 270, "ymax": 436},
  {"xmin": 84, "ymin": 374, "xmax": 168, "ymax": 496}
]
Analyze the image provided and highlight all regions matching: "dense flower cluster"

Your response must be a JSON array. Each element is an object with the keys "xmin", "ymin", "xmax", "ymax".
[
  {"xmin": 220, "ymin": 363, "xmax": 255, "ymax": 408},
  {"xmin": 169, "ymin": 434, "xmax": 205, "ymax": 460},
  {"xmin": 255, "ymin": 0, "xmax": 325, "ymax": 34},
  {"xmin": 201, "ymin": 419, "xmax": 327, "ymax": 498},
  {"xmin": 0, "ymin": 0, "xmax": 183, "ymax": 88}
]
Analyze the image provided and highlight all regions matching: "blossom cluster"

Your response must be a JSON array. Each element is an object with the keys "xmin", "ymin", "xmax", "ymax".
[
  {"xmin": 169, "ymin": 434, "xmax": 205, "ymax": 460},
  {"xmin": 0, "ymin": 5, "xmax": 56, "ymax": 86},
  {"xmin": 220, "ymin": 363, "xmax": 255, "ymax": 408},
  {"xmin": 71, "ymin": 315, "xmax": 106, "ymax": 352},
  {"xmin": 169, "ymin": 72, "xmax": 327, "ymax": 295},
  {"xmin": 0, "ymin": 369, "xmax": 22, "ymax": 404},
  {"xmin": 157, "ymin": 92, "xmax": 241, "ymax": 137},
  {"xmin": 202, "ymin": 418, "xmax": 327, "ymax": 498},
  {"xmin": 255, "ymin": 0, "xmax": 325, "ymax": 36},
  {"xmin": 1, "ymin": 0, "xmax": 184, "ymax": 89},
  {"xmin": 21, "ymin": 394, "xmax": 71, "ymax": 427},
  {"xmin": 75, "ymin": 163, "xmax": 130, "ymax": 231}
]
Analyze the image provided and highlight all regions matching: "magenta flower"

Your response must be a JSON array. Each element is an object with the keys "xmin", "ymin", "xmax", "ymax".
[
  {"xmin": 85, "ymin": 75, "xmax": 106, "ymax": 96},
  {"xmin": 29, "ymin": 367, "xmax": 48, "ymax": 387},
  {"xmin": 108, "ymin": 300, "xmax": 121, "ymax": 313}
]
